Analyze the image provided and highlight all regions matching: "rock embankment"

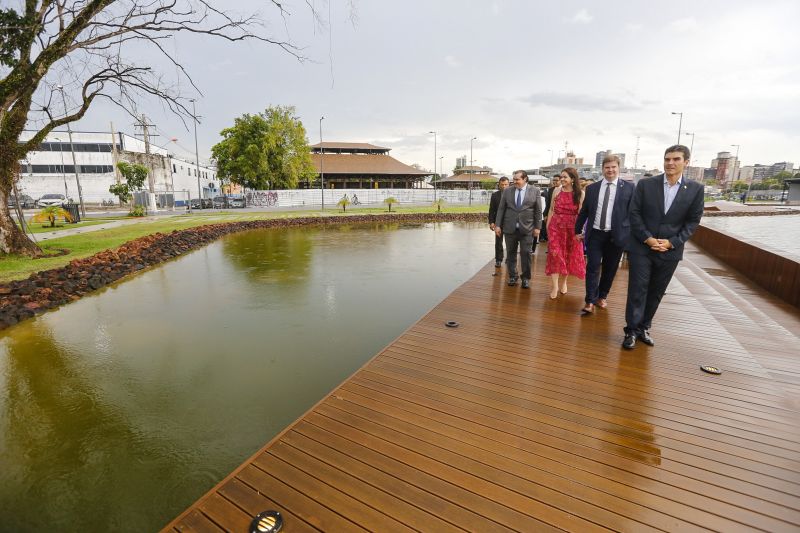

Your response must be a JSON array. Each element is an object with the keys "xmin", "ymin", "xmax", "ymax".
[{"xmin": 0, "ymin": 213, "xmax": 484, "ymax": 331}]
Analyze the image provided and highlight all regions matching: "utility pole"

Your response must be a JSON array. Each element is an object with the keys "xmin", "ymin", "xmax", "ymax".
[
  {"xmin": 191, "ymin": 99, "xmax": 202, "ymax": 204},
  {"xmin": 469, "ymin": 136, "xmax": 477, "ymax": 207},
  {"xmin": 633, "ymin": 136, "xmax": 640, "ymax": 170},
  {"xmin": 56, "ymin": 85, "xmax": 86, "ymax": 217},
  {"xmin": 320, "ymin": 116, "xmax": 325, "ymax": 210},
  {"xmin": 110, "ymin": 122, "xmax": 121, "ymax": 184}
]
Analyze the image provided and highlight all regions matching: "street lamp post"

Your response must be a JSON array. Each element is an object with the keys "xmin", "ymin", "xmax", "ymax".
[
  {"xmin": 53, "ymin": 136, "xmax": 69, "ymax": 199},
  {"xmin": 548, "ymin": 149, "xmax": 553, "ymax": 166},
  {"xmin": 191, "ymin": 99, "xmax": 202, "ymax": 206},
  {"xmin": 56, "ymin": 85, "xmax": 86, "ymax": 217},
  {"xmin": 428, "ymin": 131, "xmax": 437, "ymax": 202},
  {"xmin": 684, "ymin": 132, "xmax": 695, "ymax": 159},
  {"xmin": 671, "ymin": 111, "xmax": 683, "ymax": 144},
  {"xmin": 439, "ymin": 156, "xmax": 443, "ymax": 183},
  {"xmin": 469, "ymin": 137, "xmax": 477, "ymax": 206},
  {"xmin": 320, "ymin": 116, "xmax": 325, "ymax": 210}
]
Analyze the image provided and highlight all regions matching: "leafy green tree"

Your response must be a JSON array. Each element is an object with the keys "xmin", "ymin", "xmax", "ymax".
[
  {"xmin": 212, "ymin": 106, "xmax": 316, "ymax": 190},
  {"xmin": 109, "ymin": 162, "xmax": 148, "ymax": 205},
  {"xmin": 730, "ymin": 180, "xmax": 748, "ymax": 192},
  {"xmin": 772, "ymin": 171, "xmax": 793, "ymax": 185},
  {"xmin": 432, "ymin": 198, "xmax": 446, "ymax": 213},
  {"xmin": 0, "ymin": 2, "xmax": 327, "ymax": 257},
  {"xmin": 384, "ymin": 197, "xmax": 397, "ymax": 212}
]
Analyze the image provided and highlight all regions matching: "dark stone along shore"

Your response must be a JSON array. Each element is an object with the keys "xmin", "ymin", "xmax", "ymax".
[{"xmin": 0, "ymin": 213, "xmax": 484, "ymax": 331}]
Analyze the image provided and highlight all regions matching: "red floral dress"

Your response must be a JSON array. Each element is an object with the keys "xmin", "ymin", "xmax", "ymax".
[{"xmin": 545, "ymin": 190, "xmax": 586, "ymax": 278}]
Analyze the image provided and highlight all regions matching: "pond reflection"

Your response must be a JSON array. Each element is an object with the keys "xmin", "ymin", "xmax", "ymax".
[{"xmin": 0, "ymin": 221, "xmax": 492, "ymax": 532}]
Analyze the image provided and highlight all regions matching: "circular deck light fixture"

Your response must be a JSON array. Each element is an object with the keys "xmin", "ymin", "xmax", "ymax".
[
  {"xmin": 250, "ymin": 510, "xmax": 283, "ymax": 533},
  {"xmin": 700, "ymin": 365, "xmax": 722, "ymax": 375},
  {"xmin": 445, "ymin": 320, "xmax": 460, "ymax": 328}
]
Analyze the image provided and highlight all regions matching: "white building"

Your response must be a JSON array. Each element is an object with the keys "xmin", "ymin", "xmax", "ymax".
[{"xmin": 17, "ymin": 130, "xmax": 218, "ymax": 205}]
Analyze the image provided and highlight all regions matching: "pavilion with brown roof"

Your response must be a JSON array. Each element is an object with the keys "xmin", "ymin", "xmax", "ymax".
[{"xmin": 307, "ymin": 142, "xmax": 431, "ymax": 189}]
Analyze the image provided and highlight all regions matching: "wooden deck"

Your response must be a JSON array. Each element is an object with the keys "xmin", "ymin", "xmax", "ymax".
[{"xmin": 165, "ymin": 242, "xmax": 800, "ymax": 532}]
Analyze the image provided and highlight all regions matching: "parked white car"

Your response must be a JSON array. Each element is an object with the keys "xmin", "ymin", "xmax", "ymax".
[{"xmin": 36, "ymin": 193, "xmax": 67, "ymax": 208}]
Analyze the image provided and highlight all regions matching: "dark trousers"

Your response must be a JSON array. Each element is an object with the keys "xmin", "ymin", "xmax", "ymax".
[
  {"xmin": 625, "ymin": 252, "xmax": 679, "ymax": 334},
  {"xmin": 494, "ymin": 233, "xmax": 504, "ymax": 262},
  {"xmin": 504, "ymin": 229, "xmax": 533, "ymax": 280},
  {"xmin": 540, "ymin": 220, "xmax": 548, "ymax": 242},
  {"xmin": 584, "ymin": 231, "xmax": 625, "ymax": 304}
]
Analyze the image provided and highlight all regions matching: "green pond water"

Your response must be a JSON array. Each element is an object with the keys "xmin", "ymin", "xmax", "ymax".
[{"xmin": 0, "ymin": 221, "xmax": 493, "ymax": 532}]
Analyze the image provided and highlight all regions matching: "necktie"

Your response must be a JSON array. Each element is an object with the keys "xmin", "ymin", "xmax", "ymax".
[
  {"xmin": 516, "ymin": 189, "xmax": 522, "ymax": 209},
  {"xmin": 599, "ymin": 182, "xmax": 612, "ymax": 230}
]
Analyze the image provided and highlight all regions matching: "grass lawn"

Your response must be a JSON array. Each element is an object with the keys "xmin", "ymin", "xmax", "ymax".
[
  {"xmin": 20, "ymin": 219, "xmax": 111, "ymax": 234},
  {"xmin": 1, "ymin": 205, "xmax": 486, "ymax": 283}
]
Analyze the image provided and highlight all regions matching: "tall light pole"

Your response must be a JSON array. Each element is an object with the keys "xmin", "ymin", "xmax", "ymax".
[
  {"xmin": 428, "ymin": 131, "xmax": 437, "ymax": 202},
  {"xmin": 56, "ymin": 85, "xmax": 86, "ymax": 217},
  {"xmin": 439, "ymin": 156, "xmax": 443, "ymax": 182},
  {"xmin": 671, "ymin": 111, "xmax": 683, "ymax": 144},
  {"xmin": 547, "ymin": 149, "xmax": 553, "ymax": 166},
  {"xmin": 684, "ymin": 132, "xmax": 695, "ymax": 159},
  {"xmin": 53, "ymin": 136, "xmax": 68, "ymax": 199},
  {"xmin": 469, "ymin": 137, "xmax": 477, "ymax": 207},
  {"xmin": 191, "ymin": 99, "xmax": 202, "ymax": 204},
  {"xmin": 320, "ymin": 116, "xmax": 325, "ymax": 210}
]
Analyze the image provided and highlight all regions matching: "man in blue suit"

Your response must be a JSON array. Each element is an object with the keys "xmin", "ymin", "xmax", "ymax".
[
  {"xmin": 623, "ymin": 145, "xmax": 704, "ymax": 349},
  {"xmin": 575, "ymin": 154, "xmax": 634, "ymax": 315}
]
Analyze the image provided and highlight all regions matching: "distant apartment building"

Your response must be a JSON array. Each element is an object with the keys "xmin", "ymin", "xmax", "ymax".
[
  {"xmin": 684, "ymin": 166, "xmax": 705, "ymax": 181},
  {"xmin": 710, "ymin": 151, "xmax": 740, "ymax": 188},
  {"xmin": 455, "ymin": 156, "xmax": 467, "ymax": 169},
  {"xmin": 540, "ymin": 151, "xmax": 594, "ymax": 177},
  {"xmin": 594, "ymin": 149, "xmax": 626, "ymax": 169},
  {"xmin": 738, "ymin": 161, "xmax": 794, "ymax": 183}
]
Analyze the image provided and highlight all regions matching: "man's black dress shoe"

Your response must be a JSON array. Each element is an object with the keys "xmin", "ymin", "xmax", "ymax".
[
  {"xmin": 521, "ymin": 279, "xmax": 530, "ymax": 289},
  {"xmin": 508, "ymin": 277, "xmax": 518, "ymax": 286},
  {"xmin": 637, "ymin": 330, "xmax": 655, "ymax": 346},
  {"xmin": 622, "ymin": 334, "xmax": 637, "ymax": 350},
  {"xmin": 495, "ymin": 261, "xmax": 502, "ymax": 268}
]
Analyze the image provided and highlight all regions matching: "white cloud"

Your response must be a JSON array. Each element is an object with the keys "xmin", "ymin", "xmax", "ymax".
[
  {"xmin": 625, "ymin": 22, "xmax": 643, "ymax": 32},
  {"xmin": 569, "ymin": 9, "xmax": 593, "ymax": 24},
  {"xmin": 444, "ymin": 55, "xmax": 461, "ymax": 68},
  {"xmin": 668, "ymin": 17, "xmax": 699, "ymax": 33}
]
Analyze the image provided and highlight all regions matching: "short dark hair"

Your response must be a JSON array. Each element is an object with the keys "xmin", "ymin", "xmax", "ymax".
[
  {"xmin": 498, "ymin": 176, "xmax": 509, "ymax": 183},
  {"xmin": 513, "ymin": 170, "xmax": 528, "ymax": 180},
  {"xmin": 664, "ymin": 144, "xmax": 690, "ymax": 161}
]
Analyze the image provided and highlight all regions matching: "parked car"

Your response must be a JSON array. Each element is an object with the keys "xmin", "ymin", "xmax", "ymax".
[
  {"xmin": 7, "ymin": 193, "xmax": 35, "ymax": 209},
  {"xmin": 227, "ymin": 195, "xmax": 245, "ymax": 208},
  {"xmin": 212, "ymin": 195, "xmax": 245, "ymax": 209},
  {"xmin": 36, "ymin": 193, "xmax": 67, "ymax": 208},
  {"xmin": 190, "ymin": 198, "xmax": 212, "ymax": 209}
]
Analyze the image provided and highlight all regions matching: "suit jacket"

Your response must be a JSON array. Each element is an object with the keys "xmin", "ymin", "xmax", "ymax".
[
  {"xmin": 628, "ymin": 174, "xmax": 704, "ymax": 260},
  {"xmin": 488, "ymin": 189, "xmax": 502, "ymax": 225},
  {"xmin": 574, "ymin": 179, "xmax": 634, "ymax": 249},
  {"xmin": 495, "ymin": 185, "xmax": 542, "ymax": 234},
  {"xmin": 543, "ymin": 186, "xmax": 556, "ymax": 215}
]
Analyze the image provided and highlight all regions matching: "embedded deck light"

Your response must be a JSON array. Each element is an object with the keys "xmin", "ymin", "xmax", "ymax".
[
  {"xmin": 445, "ymin": 321, "xmax": 459, "ymax": 328},
  {"xmin": 700, "ymin": 365, "xmax": 722, "ymax": 375},
  {"xmin": 249, "ymin": 510, "xmax": 283, "ymax": 533}
]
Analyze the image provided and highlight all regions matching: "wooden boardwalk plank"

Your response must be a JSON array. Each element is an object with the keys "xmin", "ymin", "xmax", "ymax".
[{"xmin": 165, "ymin": 243, "xmax": 800, "ymax": 532}]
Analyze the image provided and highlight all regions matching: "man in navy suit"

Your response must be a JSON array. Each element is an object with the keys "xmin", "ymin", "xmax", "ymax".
[
  {"xmin": 488, "ymin": 177, "xmax": 510, "ymax": 267},
  {"xmin": 575, "ymin": 154, "xmax": 634, "ymax": 315},
  {"xmin": 623, "ymin": 145, "xmax": 704, "ymax": 349}
]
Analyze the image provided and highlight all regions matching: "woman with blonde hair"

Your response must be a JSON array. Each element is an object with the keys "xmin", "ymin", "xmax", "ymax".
[{"xmin": 545, "ymin": 167, "xmax": 586, "ymax": 299}]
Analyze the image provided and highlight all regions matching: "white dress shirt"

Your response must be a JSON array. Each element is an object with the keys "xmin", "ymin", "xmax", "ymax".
[
  {"xmin": 592, "ymin": 177, "xmax": 618, "ymax": 231},
  {"xmin": 664, "ymin": 175, "xmax": 683, "ymax": 213}
]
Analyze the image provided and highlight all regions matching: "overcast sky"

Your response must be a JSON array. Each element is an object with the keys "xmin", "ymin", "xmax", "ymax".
[{"xmin": 67, "ymin": 0, "xmax": 800, "ymax": 175}]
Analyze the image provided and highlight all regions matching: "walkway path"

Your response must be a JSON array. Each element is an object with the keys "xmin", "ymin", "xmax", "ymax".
[{"xmin": 164, "ymin": 242, "xmax": 800, "ymax": 532}]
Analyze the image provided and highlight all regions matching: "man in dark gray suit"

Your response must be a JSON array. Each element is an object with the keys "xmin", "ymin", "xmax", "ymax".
[
  {"xmin": 623, "ymin": 145, "xmax": 704, "ymax": 349},
  {"xmin": 495, "ymin": 170, "xmax": 542, "ymax": 289}
]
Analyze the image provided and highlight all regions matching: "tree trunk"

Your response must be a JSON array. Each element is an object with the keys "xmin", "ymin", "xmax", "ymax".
[{"xmin": 0, "ymin": 188, "xmax": 41, "ymax": 256}]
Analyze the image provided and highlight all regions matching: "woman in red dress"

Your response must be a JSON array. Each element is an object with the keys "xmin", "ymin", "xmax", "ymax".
[{"xmin": 545, "ymin": 167, "xmax": 586, "ymax": 299}]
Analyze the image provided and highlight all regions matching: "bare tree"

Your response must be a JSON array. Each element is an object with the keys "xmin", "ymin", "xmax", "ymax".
[{"xmin": 0, "ymin": 0, "xmax": 321, "ymax": 256}]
